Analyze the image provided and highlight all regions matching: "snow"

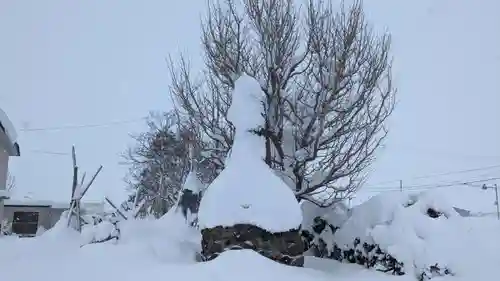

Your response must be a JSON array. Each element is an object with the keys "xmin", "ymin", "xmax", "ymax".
[
  {"xmin": 182, "ymin": 170, "xmax": 205, "ymax": 193},
  {"xmin": 3, "ymin": 198, "xmax": 105, "ymax": 212},
  {"xmin": 1, "ymin": 187, "xmax": 500, "ymax": 281},
  {"xmin": 0, "ymin": 189, "xmax": 10, "ymax": 199},
  {"xmin": 327, "ymin": 190, "xmax": 500, "ymax": 279},
  {"xmin": 0, "ymin": 107, "xmax": 17, "ymax": 143},
  {"xmin": 72, "ymin": 184, "xmax": 84, "ymax": 200},
  {"xmin": 198, "ymin": 74, "xmax": 302, "ymax": 232},
  {"xmin": 354, "ymin": 185, "xmax": 499, "ymax": 216}
]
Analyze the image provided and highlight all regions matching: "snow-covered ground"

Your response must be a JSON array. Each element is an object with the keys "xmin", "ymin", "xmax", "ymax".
[
  {"xmin": 2, "ymin": 74, "xmax": 500, "ymax": 281},
  {"xmin": 0, "ymin": 209, "xmax": 405, "ymax": 281},
  {"xmin": 2, "ymin": 189, "xmax": 500, "ymax": 281}
]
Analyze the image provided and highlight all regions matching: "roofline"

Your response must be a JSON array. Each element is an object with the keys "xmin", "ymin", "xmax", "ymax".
[
  {"xmin": 0, "ymin": 122, "xmax": 20, "ymax": 156},
  {"xmin": 13, "ymin": 142, "xmax": 20, "ymax": 156},
  {"xmin": 3, "ymin": 199, "xmax": 105, "ymax": 209},
  {"xmin": 5, "ymin": 204, "xmax": 52, "ymax": 208}
]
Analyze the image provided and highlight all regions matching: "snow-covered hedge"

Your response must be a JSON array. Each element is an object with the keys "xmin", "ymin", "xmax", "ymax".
[{"xmin": 301, "ymin": 192, "xmax": 457, "ymax": 281}]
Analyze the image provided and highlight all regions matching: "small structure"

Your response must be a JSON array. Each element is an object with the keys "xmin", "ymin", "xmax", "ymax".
[
  {"xmin": 176, "ymin": 169, "xmax": 204, "ymax": 226},
  {"xmin": 0, "ymin": 108, "xmax": 20, "ymax": 229},
  {"xmin": 3, "ymin": 199, "xmax": 104, "ymax": 237},
  {"xmin": 197, "ymin": 75, "xmax": 304, "ymax": 266}
]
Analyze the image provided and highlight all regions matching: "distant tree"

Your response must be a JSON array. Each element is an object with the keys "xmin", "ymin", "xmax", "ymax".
[
  {"xmin": 123, "ymin": 111, "xmax": 190, "ymax": 217},
  {"xmin": 123, "ymin": 111, "xmax": 217, "ymax": 217},
  {"xmin": 169, "ymin": 0, "xmax": 395, "ymax": 207}
]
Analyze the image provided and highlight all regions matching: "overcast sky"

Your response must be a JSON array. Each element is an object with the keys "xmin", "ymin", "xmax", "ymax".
[{"xmin": 1, "ymin": 0, "xmax": 499, "ymax": 205}]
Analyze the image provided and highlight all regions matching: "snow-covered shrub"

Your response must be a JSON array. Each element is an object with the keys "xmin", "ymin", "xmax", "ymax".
[
  {"xmin": 301, "ymin": 192, "xmax": 456, "ymax": 280},
  {"xmin": 81, "ymin": 216, "xmax": 121, "ymax": 245},
  {"xmin": 300, "ymin": 200, "xmax": 348, "ymax": 257}
]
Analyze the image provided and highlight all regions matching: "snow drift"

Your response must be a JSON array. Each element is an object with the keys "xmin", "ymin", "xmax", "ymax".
[{"xmin": 302, "ymin": 191, "xmax": 477, "ymax": 280}]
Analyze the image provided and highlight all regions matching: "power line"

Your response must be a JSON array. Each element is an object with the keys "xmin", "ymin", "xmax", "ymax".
[
  {"xmin": 371, "ymin": 164, "xmax": 500, "ymax": 186},
  {"xmin": 29, "ymin": 149, "xmax": 70, "ymax": 156},
  {"xmin": 19, "ymin": 117, "xmax": 147, "ymax": 133},
  {"xmin": 366, "ymin": 176, "xmax": 500, "ymax": 193}
]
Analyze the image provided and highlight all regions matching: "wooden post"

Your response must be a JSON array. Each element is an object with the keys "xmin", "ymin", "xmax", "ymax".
[
  {"xmin": 67, "ymin": 146, "xmax": 81, "ymax": 231},
  {"xmin": 105, "ymin": 197, "xmax": 128, "ymax": 220},
  {"xmin": 66, "ymin": 146, "xmax": 103, "ymax": 232}
]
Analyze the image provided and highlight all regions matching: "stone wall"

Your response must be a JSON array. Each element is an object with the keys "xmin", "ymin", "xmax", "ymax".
[{"xmin": 201, "ymin": 224, "xmax": 304, "ymax": 267}]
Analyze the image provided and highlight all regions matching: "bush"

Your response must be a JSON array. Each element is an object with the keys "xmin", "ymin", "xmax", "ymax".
[{"xmin": 301, "ymin": 192, "xmax": 456, "ymax": 280}]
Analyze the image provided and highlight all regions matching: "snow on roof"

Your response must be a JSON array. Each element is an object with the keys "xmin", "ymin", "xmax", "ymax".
[
  {"xmin": 0, "ymin": 107, "xmax": 20, "ymax": 156},
  {"xmin": 197, "ymin": 74, "xmax": 302, "ymax": 232},
  {"xmin": 0, "ymin": 107, "xmax": 17, "ymax": 142},
  {"xmin": 4, "ymin": 198, "xmax": 104, "ymax": 211}
]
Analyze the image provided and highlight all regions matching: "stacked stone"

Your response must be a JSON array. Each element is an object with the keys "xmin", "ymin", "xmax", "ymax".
[{"xmin": 201, "ymin": 224, "xmax": 304, "ymax": 266}]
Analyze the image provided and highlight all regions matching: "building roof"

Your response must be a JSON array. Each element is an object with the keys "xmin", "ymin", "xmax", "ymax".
[
  {"xmin": 0, "ymin": 108, "xmax": 20, "ymax": 156},
  {"xmin": 4, "ymin": 199, "xmax": 105, "ymax": 211}
]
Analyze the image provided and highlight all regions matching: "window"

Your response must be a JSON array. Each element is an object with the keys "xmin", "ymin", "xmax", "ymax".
[{"xmin": 12, "ymin": 211, "xmax": 39, "ymax": 236}]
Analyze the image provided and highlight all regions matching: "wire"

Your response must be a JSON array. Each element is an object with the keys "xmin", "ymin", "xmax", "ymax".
[
  {"xmin": 370, "ymin": 163, "xmax": 500, "ymax": 186},
  {"xmin": 365, "ymin": 177, "xmax": 500, "ymax": 193},
  {"xmin": 29, "ymin": 149, "xmax": 70, "ymax": 156},
  {"xmin": 19, "ymin": 117, "xmax": 147, "ymax": 132}
]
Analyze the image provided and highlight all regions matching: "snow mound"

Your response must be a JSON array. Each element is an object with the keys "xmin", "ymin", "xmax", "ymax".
[
  {"xmin": 134, "ymin": 209, "xmax": 201, "ymax": 263},
  {"xmin": 201, "ymin": 249, "xmax": 331, "ymax": 281},
  {"xmin": 331, "ymin": 191, "xmax": 461, "ymax": 279},
  {"xmin": 40, "ymin": 211, "xmax": 82, "ymax": 242},
  {"xmin": 355, "ymin": 185, "xmax": 498, "ymax": 216},
  {"xmin": 182, "ymin": 170, "xmax": 205, "ymax": 193},
  {"xmin": 198, "ymin": 74, "xmax": 302, "ymax": 232},
  {"xmin": 423, "ymin": 186, "xmax": 498, "ymax": 215},
  {"xmin": 81, "ymin": 220, "xmax": 120, "ymax": 245}
]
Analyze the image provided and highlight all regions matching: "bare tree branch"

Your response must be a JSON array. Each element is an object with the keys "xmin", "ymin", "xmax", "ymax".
[{"xmin": 168, "ymin": 0, "xmax": 396, "ymax": 207}]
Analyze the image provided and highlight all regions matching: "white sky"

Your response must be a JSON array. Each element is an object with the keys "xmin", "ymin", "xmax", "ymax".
[{"xmin": 1, "ymin": 0, "xmax": 499, "ymax": 204}]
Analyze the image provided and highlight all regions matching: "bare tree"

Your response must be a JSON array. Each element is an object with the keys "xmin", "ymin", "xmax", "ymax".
[
  {"xmin": 169, "ymin": 0, "xmax": 395, "ymax": 207},
  {"xmin": 123, "ymin": 111, "xmax": 190, "ymax": 217},
  {"xmin": 123, "ymin": 111, "xmax": 217, "ymax": 217}
]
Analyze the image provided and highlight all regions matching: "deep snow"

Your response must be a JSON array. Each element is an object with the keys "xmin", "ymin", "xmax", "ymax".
[
  {"xmin": 2, "ymin": 189, "xmax": 500, "ymax": 281},
  {"xmin": 0, "ymin": 207, "xmax": 407, "ymax": 281}
]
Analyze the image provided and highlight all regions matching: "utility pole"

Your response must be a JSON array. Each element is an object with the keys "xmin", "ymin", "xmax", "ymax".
[
  {"xmin": 400, "ymin": 180, "xmax": 403, "ymax": 192},
  {"xmin": 495, "ymin": 184, "xmax": 499, "ymax": 221},
  {"xmin": 482, "ymin": 183, "xmax": 500, "ymax": 220}
]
